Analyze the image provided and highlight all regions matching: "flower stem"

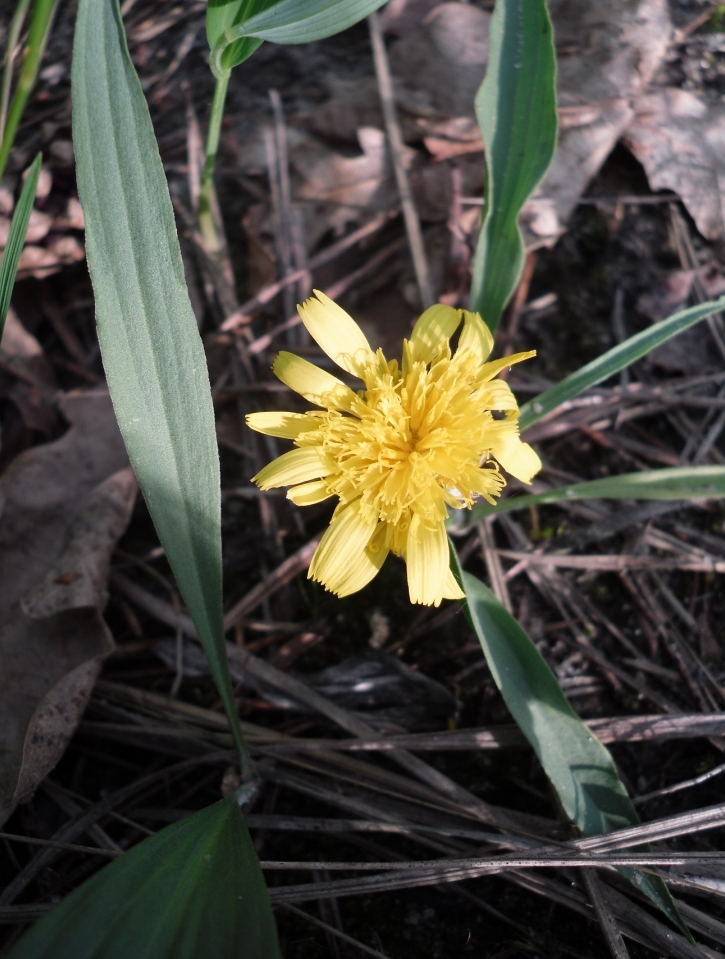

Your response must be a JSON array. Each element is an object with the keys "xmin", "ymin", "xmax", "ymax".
[{"xmin": 199, "ymin": 70, "xmax": 230, "ymax": 256}]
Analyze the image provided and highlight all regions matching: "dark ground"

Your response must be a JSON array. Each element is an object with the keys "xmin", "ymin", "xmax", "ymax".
[{"xmin": 2, "ymin": 0, "xmax": 725, "ymax": 956}]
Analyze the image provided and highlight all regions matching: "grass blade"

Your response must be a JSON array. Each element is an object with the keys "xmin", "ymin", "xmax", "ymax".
[
  {"xmin": 469, "ymin": 0, "xmax": 557, "ymax": 333},
  {"xmin": 210, "ymin": 0, "xmax": 389, "ymax": 75},
  {"xmin": 0, "ymin": 0, "xmax": 58, "ymax": 181},
  {"xmin": 520, "ymin": 297, "xmax": 725, "ymax": 431},
  {"xmin": 0, "ymin": 153, "xmax": 40, "ymax": 342},
  {"xmin": 451, "ymin": 549, "xmax": 690, "ymax": 938},
  {"xmin": 0, "ymin": 0, "xmax": 32, "ymax": 140},
  {"xmin": 7, "ymin": 799, "xmax": 280, "ymax": 959},
  {"xmin": 72, "ymin": 0, "xmax": 248, "ymax": 766},
  {"xmin": 462, "ymin": 465, "xmax": 725, "ymax": 524}
]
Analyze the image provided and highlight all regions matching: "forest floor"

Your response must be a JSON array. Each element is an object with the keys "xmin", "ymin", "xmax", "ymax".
[{"xmin": 3, "ymin": 0, "xmax": 725, "ymax": 956}]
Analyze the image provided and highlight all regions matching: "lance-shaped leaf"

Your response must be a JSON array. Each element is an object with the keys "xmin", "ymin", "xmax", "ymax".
[
  {"xmin": 7, "ymin": 798, "xmax": 280, "ymax": 959},
  {"xmin": 72, "ymin": 0, "xmax": 248, "ymax": 764},
  {"xmin": 209, "ymin": 0, "xmax": 390, "ymax": 77},
  {"xmin": 452, "ymin": 551, "xmax": 690, "ymax": 939},
  {"xmin": 519, "ymin": 296, "xmax": 725, "ymax": 432},
  {"xmin": 462, "ymin": 465, "xmax": 725, "ymax": 525},
  {"xmin": 469, "ymin": 0, "xmax": 557, "ymax": 333},
  {"xmin": 0, "ymin": 153, "xmax": 40, "ymax": 342}
]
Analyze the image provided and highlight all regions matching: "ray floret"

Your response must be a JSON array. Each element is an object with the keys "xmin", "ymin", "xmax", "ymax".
[{"xmin": 247, "ymin": 292, "xmax": 541, "ymax": 606}]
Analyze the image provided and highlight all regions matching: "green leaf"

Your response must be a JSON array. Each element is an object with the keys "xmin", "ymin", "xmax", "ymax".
[
  {"xmin": 205, "ymin": 0, "xmax": 271, "ymax": 66},
  {"xmin": 452, "ymin": 550, "xmax": 690, "ymax": 938},
  {"xmin": 7, "ymin": 799, "xmax": 280, "ymax": 959},
  {"xmin": 0, "ymin": 0, "xmax": 57, "ymax": 181},
  {"xmin": 462, "ymin": 465, "xmax": 725, "ymax": 525},
  {"xmin": 0, "ymin": 152, "xmax": 40, "ymax": 342},
  {"xmin": 520, "ymin": 297, "xmax": 725, "ymax": 431},
  {"xmin": 209, "ymin": 0, "xmax": 389, "ymax": 76},
  {"xmin": 469, "ymin": 0, "xmax": 557, "ymax": 333},
  {"xmin": 72, "ymin": 0, "xmax": 248, "ymax": 765}
]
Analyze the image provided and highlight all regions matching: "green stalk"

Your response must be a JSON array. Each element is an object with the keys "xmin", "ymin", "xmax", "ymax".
[
  {"xmin": 198, "ymin": 71, "xmax": 230, "ymax": 256},
  {"xmin": 0, "ymin": 0, "xmax": 59, "ymax": 181},
  {"xmin": 0, "ymin": 0, "xmax": 32, "ymax": 141}
]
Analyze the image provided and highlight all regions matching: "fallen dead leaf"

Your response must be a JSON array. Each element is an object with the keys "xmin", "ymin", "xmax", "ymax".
[
  {"xmin": 0, "ymin": 180, "xmax": 15, "ymax": 215},
  {"xmin": 389, "ymin": 3, "xmax": 490, "ymax": 120},
  {"xmin": 637, "ymin": 264, "xmax": 725, "ymax": 323},
  {"xmin": 295, "ymin": 126, "xmax": 401, "ymax": 209},
  {"xmin": 24, "ymin": 209, "xmax": 53, "ymax": 244},
  {"xmin": 381, "ymin": 0, "xmax": 441, "ymax": 38},
  {"xmin": 637, "ymin": 264, "xmax": 725, "ymax": 374},
  {"xmin": 308, "ymin": 76, "xmax": 384, "ymax": 146},
  {"xmin": 623, "ymin": 87, "xmax": 725, "ymax": 244},
  {"xmin": 309, "ymin": 3, "xmax": 489, "ymax": 146},
  {"xmin": 1, "ymin": 607, "xmax": 114, "ymax": 822},
  {"xmin": 0, "ymin": 309, "xmax": 58, "ymax": 442},
  {"xmin": 0, "ymin": 389, "xmax": 134, "ymax": 823},
  {"xmin": 523, "ymin": 0, "xmax": 672, "ymax": 243},
  {"xmin": 0, "ymin": 309, "xmax": 56, "ymax": 389},
  {"xmin": 22, "ymin": 469, "xmax": 137, "ymax": 618}
]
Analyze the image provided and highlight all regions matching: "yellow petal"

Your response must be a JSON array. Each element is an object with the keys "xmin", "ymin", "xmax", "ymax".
[
  {"xmin": 480, "ymin": 379, "xmax": 519, "ymax": 411},
  {"xmin": 298, "ymin": 290, "xmax": 375, "ymax": 375},
  {"xmin": 441, "ymin": 566, "xmax": 465, "ymax": 601},
  {"xmin": 273, "ymin": 352, "xmax": 356, "ymax": 410},
  {"xmin": 253, "ymin": 447, "xmax": 331, "ymax": 490},
  {"xmin": 479, "ymin": 350, "xmax": 536, "ymax": 383},
  {"xmin": 457, "ymin": 310, "xmax": 494, "ymax": 362},
  {"xmin": 335, "ymin": 524, "xmax": 390, "ymax": 596},
  {"xmin": 499, "ymin": 440, "xmax": 542, "ymax": 484},
  {"xmin": 287, "ymin": 480, "xmax": 333, "ymax": 506},
  {"xmin": 489, "ymin": 420, "xmax": 542, "ymax": 484},
  {"xmin": 409, "ymin": 304, "xmax": 461, "ymax": 363},
  {"xmin": 309, "ymin": 500, "xmax": 379, "ymax": 595},
  {"xmin": 406, "ymin": 514, "xmax": 449, "ymax": 606},
  {"xmin": 246, "ymin": 411, "xmax": 318, "ymax": 439}
]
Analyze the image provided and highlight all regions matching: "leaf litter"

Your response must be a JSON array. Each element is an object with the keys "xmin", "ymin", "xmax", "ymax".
[
  {"xmin": 0, "ymin": 388, "xmax": 134, "ymax": 824},
  {"xmin": 4, "ymin": 0, "xmax": 725, "ymax": 956}
]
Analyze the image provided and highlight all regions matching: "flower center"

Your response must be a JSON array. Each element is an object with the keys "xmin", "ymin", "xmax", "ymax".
[{"xmin": 296, "ymin": 343, "xmax": 506, "ymax": 531}]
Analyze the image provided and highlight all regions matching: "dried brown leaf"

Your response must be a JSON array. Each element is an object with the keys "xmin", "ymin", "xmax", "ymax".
[
  {"xmin": 389, "ymin": 3, "xmax": 490, "ymax": 120},
  {"xmin": 524, "ymin": 0, "xmax": 671, "ymax": 241},
  {"xmin": 623, "ymin": 87, "xmax": 725, "ymax": 243},
  {"xmin": 0, "ymin": 389, "xmax": 134, "ymax": 823}
]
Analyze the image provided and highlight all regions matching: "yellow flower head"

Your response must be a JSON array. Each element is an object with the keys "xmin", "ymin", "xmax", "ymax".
[{"xmin": 247, "ymin": 291, "xmax": 541, "ymax": 607}]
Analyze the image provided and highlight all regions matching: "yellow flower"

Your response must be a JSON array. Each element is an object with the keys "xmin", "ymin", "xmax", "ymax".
[{"xmin": 247, "ymin": 291, "xmax": 541, "ymax": 606}]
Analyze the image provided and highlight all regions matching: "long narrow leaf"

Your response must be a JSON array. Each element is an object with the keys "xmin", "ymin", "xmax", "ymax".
[
  {"xmin": 210, "ymin": 0, "xmax": 389, "ymax": 76},
  {"xmin": 0, "ymin": 0, "xmax": 57, "ymax": 181},
  {"xmin": 452, "ymin": 551, "xmax": 690, "ymax": 938},
  {"xmin": 0, "ymin": 152, "xmax": 40, "ymax": 341},
  {"xmin": 7, "ymin": 799, "xmax": 280, "ymax": 959},
  {"xmin": 469, "ymin": 0, "xmax": 557, "ymax": 333},
  {"xmin": 72, "ymin": 0, "xmax": 248, "ymax": 764},
  {"xmin": 520, "ymin": 296, "xmax": 725, "ymax": 432},
  {"xmin": 461, "ymin": 465, "xmax": 725, "ymax": 525}
]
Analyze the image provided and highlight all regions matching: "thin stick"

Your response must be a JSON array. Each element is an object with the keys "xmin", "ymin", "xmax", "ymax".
[
  {"xmin": 0, "ymin": 832, "xmax": 120, "ymax": 859},
  {"xmin": 635, "ymin": 759, "xmax": 725, "ymax": 805},
  {"xmin": 582, "ymin": 870, "xmax": 631, "ymax": 959},
  {"xmin": 220, "ymin": 212, "xmax": 397, "ymax": 332},
  {"xmin": 368, "ymin": 11, "xmax": 433, "ymax": 308},
  {"xmin": 246, "ymin": 236, "xmax": 408, "ymax": 354}
]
